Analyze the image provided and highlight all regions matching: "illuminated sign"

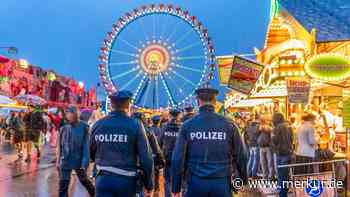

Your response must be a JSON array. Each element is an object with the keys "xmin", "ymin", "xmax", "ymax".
[
  {"xmin": 217, "ymin": 56, "xmax": 234, "ymax": 85},
  {"xmin": 304, "ymin": 53, "xmax": 350, "ymax": 81},
  {"xmin": 286, "ymin": 77, "xmax": 310, "ymax": 104},
  {"xmin": 228, "ymin": 56, "xmax": 264, "ymax": 95}
]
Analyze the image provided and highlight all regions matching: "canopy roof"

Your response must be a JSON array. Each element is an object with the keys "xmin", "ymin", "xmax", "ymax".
[{"xmin": 279, "ymin": 0, "xmax": 350, "ymax": 41}]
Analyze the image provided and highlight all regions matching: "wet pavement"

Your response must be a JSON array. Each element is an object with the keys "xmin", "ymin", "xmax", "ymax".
[{"xmin": 0, "ymin": 142, "xmax": 89, "ymax": 197}]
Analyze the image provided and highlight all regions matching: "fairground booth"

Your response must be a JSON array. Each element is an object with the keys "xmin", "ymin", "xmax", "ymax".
[{"xmin": 218, "ymin": 0, "xmax": 350, "ymax": 156}]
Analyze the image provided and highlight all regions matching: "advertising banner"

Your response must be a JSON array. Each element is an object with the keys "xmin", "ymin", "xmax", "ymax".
[
  {"xmin": 286, "ymin": 77, "xmax": 310, "ymax": 104},
  {"xmin": 228, "ymin": 56, "xmax": 264, "ymax": 95},
  {"xmin": 217, "ymin": 56, "xmax": 234, "ymax": 85}
]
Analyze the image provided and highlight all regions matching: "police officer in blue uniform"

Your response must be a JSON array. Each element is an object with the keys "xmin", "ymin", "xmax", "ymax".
[
  {"xmin": 90, "ymin": 90, "xmax": 154, "ymax": 197},
  {"xmin": 148, "ymin": 115, "xmax": 164, "ymax": 197},
  {"xmin": 159, "ymin": 108, "xmax": 182, "ymax": 197},
  {"xmin": 181, "ymin": 105, "xmax": 196, "ymax": 123},
  {"xmin": 171, "ymin": 86, "xmax": 248, "ymax": 197},
  {"xmin": 150, "ymin": 115, "xmax": 162, "ymax": 142},
  {"xmin": 132, "ymin": 112, "xmax": 165, "ymax": 197}
]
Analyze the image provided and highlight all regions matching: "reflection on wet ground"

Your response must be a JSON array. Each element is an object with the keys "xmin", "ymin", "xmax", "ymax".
[{"xmin": 0, "ymin": 143, "xmax": 88, "ymax": 197}]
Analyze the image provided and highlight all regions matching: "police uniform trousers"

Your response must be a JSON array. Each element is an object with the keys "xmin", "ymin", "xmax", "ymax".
[
  {"xmin": 164, "ymin": 165, "xmax": 172, "ymax": 197},
  {"xmin": 58, "ymin": 168, "xmax": 95, "ymax": 197},
  {"xmin": 185, "ymin": 175, "xmax": 232, "ymax": 197},
  {"xmin": 96, "ymin": 171, "xmax": 137, "ymax": 197}
]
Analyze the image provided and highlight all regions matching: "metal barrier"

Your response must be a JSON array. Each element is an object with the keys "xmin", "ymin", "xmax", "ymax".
[{"xmin": 278, "ymin": 159, "xmax": 347, "ymax": 197}]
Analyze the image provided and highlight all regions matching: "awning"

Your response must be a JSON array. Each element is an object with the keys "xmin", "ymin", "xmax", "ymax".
[
  {"xmin": 232, "ymin": 99, "xmax": 273, "ymax": 108},
  {"xmin": 250, "ymin": 81, "xmax": 287, "ymax": 98}
]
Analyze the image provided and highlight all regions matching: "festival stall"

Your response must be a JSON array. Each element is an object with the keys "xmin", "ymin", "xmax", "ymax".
[
  {"xmin": 0, "ymin": 57, "xmax": 97, "ymax": 109},
  {"xmin": 218, "ymin": 0, "xmax": 350, "ymax": 156}
]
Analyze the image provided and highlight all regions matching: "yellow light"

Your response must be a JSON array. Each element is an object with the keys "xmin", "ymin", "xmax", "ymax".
[
  {"xmin": 281, "ymin": 72, "xmax": 286, "ymax": 76},
  {"xmin": 288, "ymin": 71, "xmax": 293, "ymax": 76},
  {"xmin": 19, "ymin": 59, "xmax": 29, "ymax": 69},
  {"xmin": 78, "ymin": 81, "xmax": 84, "ymax": 89}
]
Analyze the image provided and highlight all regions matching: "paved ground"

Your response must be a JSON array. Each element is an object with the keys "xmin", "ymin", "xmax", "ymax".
[{"xmin": 0, "ymin": 142, "xmax": 89, "ymax": 197}]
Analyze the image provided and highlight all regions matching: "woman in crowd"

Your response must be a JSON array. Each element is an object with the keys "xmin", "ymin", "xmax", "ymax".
[{"xmin": 295, "ymin": 113, "xmax": 318, "ymax": 174}]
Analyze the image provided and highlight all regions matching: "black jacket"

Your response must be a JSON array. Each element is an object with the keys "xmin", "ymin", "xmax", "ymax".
[
  {"xmin": 271, "ymin": 122, "xmax": 293, "ymax": 156},
  {"xmin": 245, "ymin": 121, "xmax": 260, "ymax": 147}
]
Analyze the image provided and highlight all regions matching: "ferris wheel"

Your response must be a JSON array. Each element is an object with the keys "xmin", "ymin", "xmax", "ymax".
[{"xmin": 98, "ymin": 4, "xmax": 215, "ymax": 109}]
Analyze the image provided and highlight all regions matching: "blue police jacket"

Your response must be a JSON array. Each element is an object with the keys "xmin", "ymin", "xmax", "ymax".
[
  {"xmin": 58, "ymin": 121, "xmax": 90, "ymax": 170},
  {"xmin": 149, "ymin": 125, "xmax": 162, "ymax": 143},
  {"xmin": 159, "ymin": 118, "xmax": 181, "ymax": 164},
  {"xmin": 89, "ymin": 110, "xmax": 154, "ymax": 190},
  {"xmin": 171, "ymin": 105, "xmax": 248, "ymax": 193}
]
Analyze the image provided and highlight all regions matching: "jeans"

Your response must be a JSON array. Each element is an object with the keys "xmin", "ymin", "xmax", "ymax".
[
  {"xmin": 185, "ymin": 175, "xmax": 231, "ymax": 197},
  {"xmin": 247, "ymin": 147, "xmax": 259, "ymax": 177},
  {"xmin": 96, "ymin": 173, "xmax": 137, "ymax": 197},
  {"xmin": 59, "ymin": 168, "xmax": 95, "ymax": 197},
  {"xmin": 259, "ymin": 147, "xmax": 273, "ymax": 179},
  {"xmin": 276, "ymin": 155, "xmax": 291, "ymax": 197}
]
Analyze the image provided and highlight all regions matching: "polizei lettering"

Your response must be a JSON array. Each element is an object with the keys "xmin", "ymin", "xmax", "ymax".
[
  {"xmin": 164, "ymin": 132, "xmax": 178, "ymax": 137},
  {"xmin": 95, "ymin": 134, "xmax": 128, "ymax": 143},
  {"xmin": 190, "ymin": 131, "xmax": 226, "ymax": 141}
]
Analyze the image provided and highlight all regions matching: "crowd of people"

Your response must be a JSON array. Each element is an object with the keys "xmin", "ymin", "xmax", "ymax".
[
  {"xmin": 0, "ymin": 105, "xmax": 66, "ymax": 162},
  {"xmin": 0, "ymin": 86, "xmax": 346, "ymax": 197}
]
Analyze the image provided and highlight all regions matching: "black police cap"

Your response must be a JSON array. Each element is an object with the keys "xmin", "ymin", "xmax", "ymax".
[
  {"xmin": 151, "ymin": 115, "xmax": 161, "ymax": 122},
  {"xmin": 109, "ymin": 90, "xmax": 133, "ymax": 102},
  {"xmin": 169, "ymin": 108, "xmax": 181, "ymax": 117},
  {"xmin": 184, "ymin": 105, "xmax": 194, "ymax": 112},
  {"xmin": 194, "ymin": 86, "xmax": 219, "ymax": 97}
]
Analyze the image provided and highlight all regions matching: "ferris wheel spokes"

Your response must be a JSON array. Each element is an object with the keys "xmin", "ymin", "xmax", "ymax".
[
  {"xmin": 111, "ymin": 49, "xmax": 137, "ymax": 57},
  {"xmin": 99, "ymin": 4, "xmax": 215, "ymax": 109},
  {"xmin": 176, "ymin": 41, "xmax": 202, "ymax": 53},
  {"xmin": 174, "ymin": 28, "xmax": 195, "ymax": 45},
  {"xmin": 111, "ymin": 67, "xmax": 138, "ymax": 80},
  {"xmin": 160, "ymin": 73, "xmax": 176, "ymax": 106},
  {"xmin": 109, "ymin": 60, "xmax": 137, "ymax": 66},
  {"xmin": 176, "ymin": 55, "xmax": 205, "ymax": 61},
  {"xmin": 120, "ymin": 70, "xmax": 143, "ymax": 90},
  {"xmin": 173, "ymin": 64, "xmax": 202, "ymax": 73},
  {"xmin": 169, "ymin": 69, "xmax": 196, "ymax": 87}
]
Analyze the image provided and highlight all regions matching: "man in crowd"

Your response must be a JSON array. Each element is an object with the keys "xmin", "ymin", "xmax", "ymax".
[
  {"xmin": 245, "ymin": 114, "xmax": 260, "ymax": 178},
  {"xmin": 23, "ymin": 105, "xmax": 45, "ymax": 162},
  {"xmin": 57, "ymin": 106, "xmax": 95, "ymax": 197},
  {"xmin": 181, "ymin": 105, "xmax": 195, "ymax": 122},
  {"xmin": 159, "ymin": 108, "xmax": 182, "ymax": 197},
  {"xmin": 90, "ymin": 90, "xmax": 154, "ymax": 197},
  {"xmin": 171, "ymin": 86, "xmax": 247, "ymax": 197},
  {"xmin": 271, "ymin": 112, "xmax": 293, "ymax": 197}
]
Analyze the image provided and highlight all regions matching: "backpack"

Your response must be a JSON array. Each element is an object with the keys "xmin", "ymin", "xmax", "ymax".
[{"xmin": 31, "ymin": 112, "xmax": 45, "ymax": 130}]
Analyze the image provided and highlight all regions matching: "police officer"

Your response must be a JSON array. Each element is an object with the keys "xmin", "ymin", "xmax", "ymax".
[
  {"xmin": 148, "ymin": 115, "xmax": 164, "ymax": 197},
  {"xmin": 150, "ymin": 115, "xmax": 162, "ymax": 142},
  {"xmin": 132, "ymin": 112, "xmax": 165, "ymax": 197},
  {"xmin": 90, "ymin": 90, "xmax": 154, "ymax": 197},
  {"xmin": 181, "ymin": 105, "xmax": 196, "ymax": 122},
  {"xmin": 159, "ymin": 108, "xmax": 182, "ymax": 197},
  {"xmin": 171, "ymin": 86, "xmax": 248, "ymax": 197}
]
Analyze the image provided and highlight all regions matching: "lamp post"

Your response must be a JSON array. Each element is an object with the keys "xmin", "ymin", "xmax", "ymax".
[{"xmin": 0, "ymin": 47, "xmax": 18, "ymax": 55}]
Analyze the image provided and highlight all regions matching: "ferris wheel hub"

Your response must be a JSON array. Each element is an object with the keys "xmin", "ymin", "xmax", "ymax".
[{"xmin": 139, "ymin": 44, "xmax": 170, "ymax": 75}]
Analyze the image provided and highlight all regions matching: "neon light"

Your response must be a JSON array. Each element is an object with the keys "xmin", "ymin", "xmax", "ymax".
[{"xmin": 304, "ymin": 53, "xmax": 350, "ymax": 81}]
